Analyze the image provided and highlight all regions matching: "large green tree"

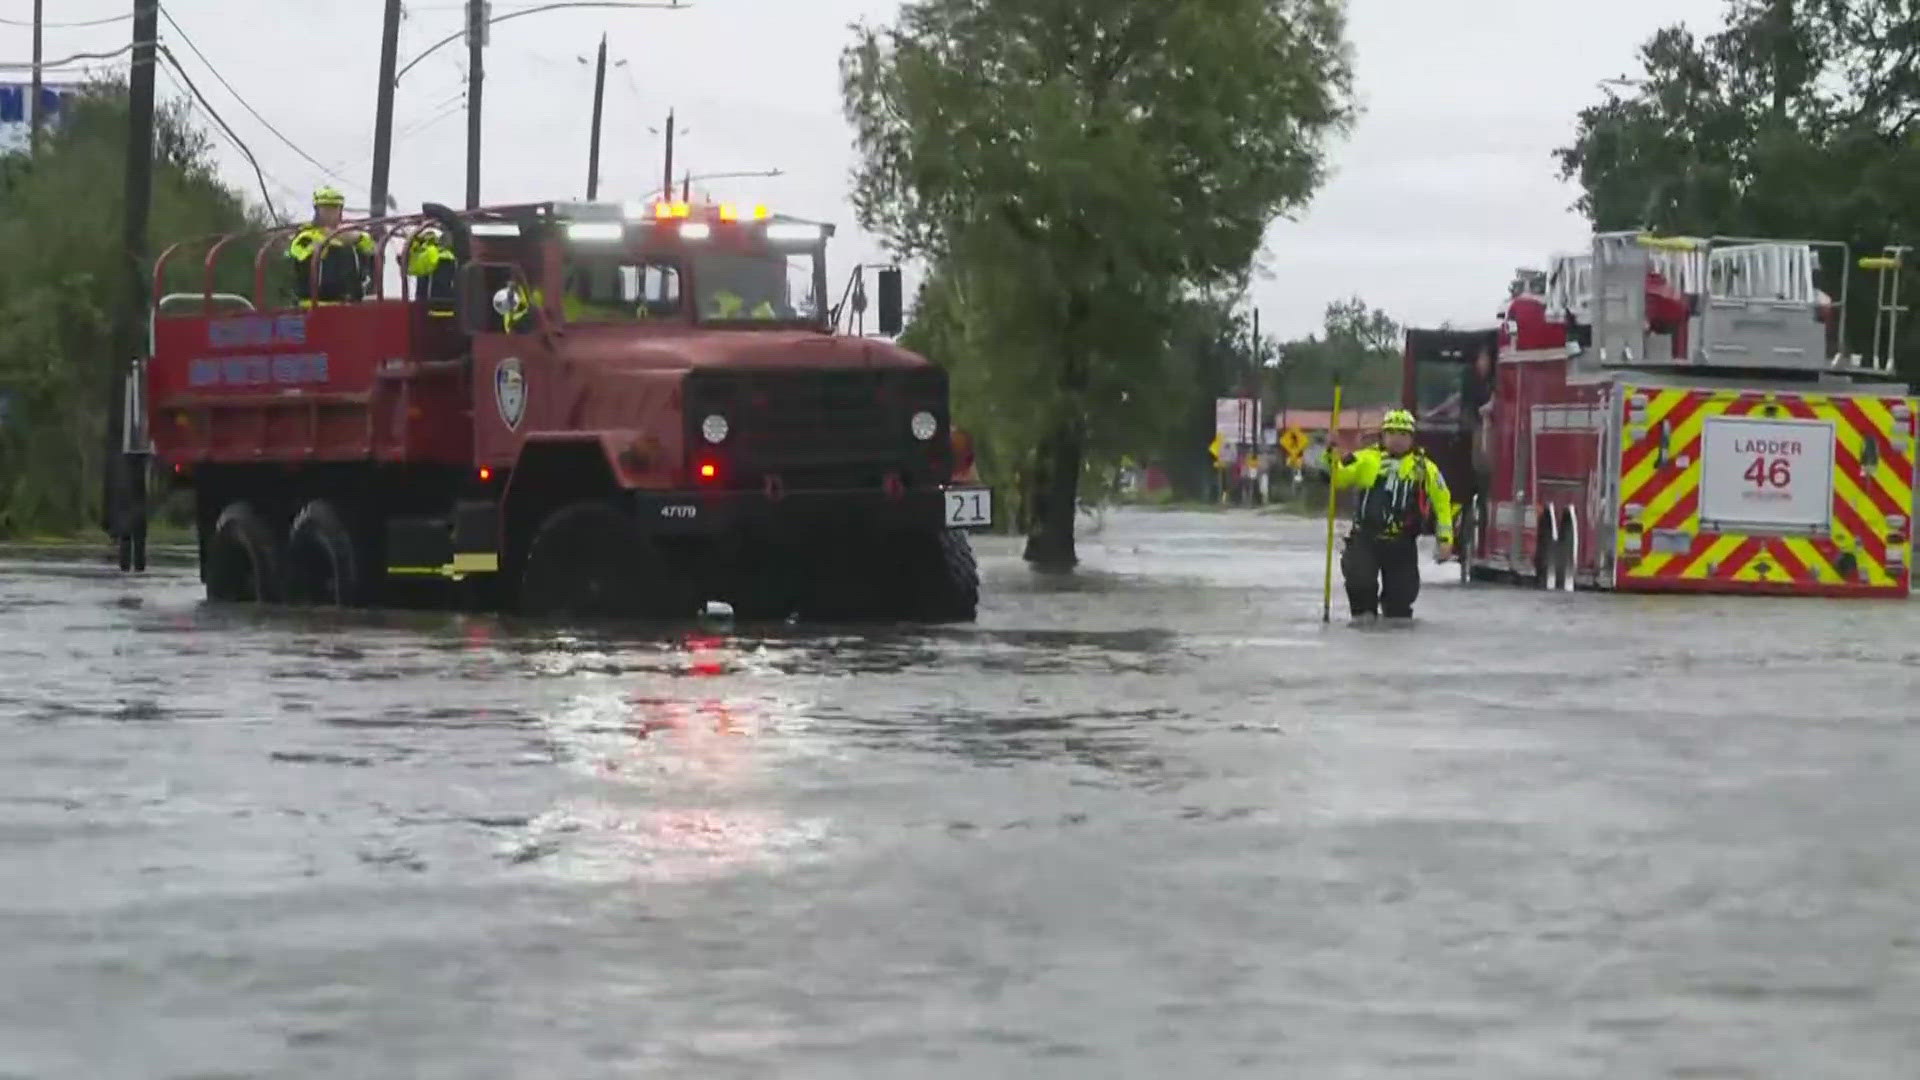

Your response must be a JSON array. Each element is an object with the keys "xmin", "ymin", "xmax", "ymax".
[
  {"xmin": 0, "ymin": 79, "xmax": 263, "ymax": 537},
  {"xmin": 1555, "ymin": 0, "xmax": 1920, "ymax": 372},
  {"xmin": 842, "ymin": 0, "xmax": 1356, "ymax": 569}
]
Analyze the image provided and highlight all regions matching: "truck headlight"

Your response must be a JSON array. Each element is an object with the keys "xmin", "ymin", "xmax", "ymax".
[
  {"xmin": 910, "ymin": 410, "xmax": 938, "ymax": 441},
  {"xmin": 701, "ymin": 414, "xmax": 729, "ymax": 444}
]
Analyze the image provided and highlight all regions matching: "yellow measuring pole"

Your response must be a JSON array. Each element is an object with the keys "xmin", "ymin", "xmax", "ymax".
[{"xmin": 1322, "ymin": 381, "xmax": 1343, "ymax": 623}]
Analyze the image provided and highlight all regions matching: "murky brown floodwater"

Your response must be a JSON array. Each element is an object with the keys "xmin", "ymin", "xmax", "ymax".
[{"xmin": 3, "ymin": 507, "xmax": 1919, "ymax": 1078}]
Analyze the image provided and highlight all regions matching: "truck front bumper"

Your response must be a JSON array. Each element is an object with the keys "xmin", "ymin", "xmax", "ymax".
[{"xmin": 631, "ymin": 484, "xmax": 992, "ymax": 536}]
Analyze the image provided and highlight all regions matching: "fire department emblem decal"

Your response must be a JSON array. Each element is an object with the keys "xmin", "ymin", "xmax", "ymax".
[{"xmin": 495, "ymin": 357, "xmax": 526, "ymax": 430}]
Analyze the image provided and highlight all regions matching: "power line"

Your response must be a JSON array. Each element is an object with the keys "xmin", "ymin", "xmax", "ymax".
[
  {"xmin": 157, "ymin": 5, "xmax": 358, "ymax": 194},
  {"xmin": 0, "ymin": 11, "xmax": 134, "ymax": 28},
  {"xmin": 0, "ymin": 42, "xmax": 148, "ymax": 69},
  {"xmin": 156, "ymin": 45, "xmax": 282, "ymax": 221}
]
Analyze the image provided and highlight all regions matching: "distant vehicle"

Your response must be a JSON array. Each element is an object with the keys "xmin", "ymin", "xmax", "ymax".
[
  {"xmin": 1405, "ymin": 231, "xmax": 1914, "ymax": 597},
  {"xmin": 112, "ymin": 197, "xmax": 992, "ymax": 621}
]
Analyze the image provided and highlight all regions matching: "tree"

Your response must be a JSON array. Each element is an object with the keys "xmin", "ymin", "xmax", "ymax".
[
  {"xmin": 0, "ymin": 79, "xmax": 264, "ymax": 537},
  {"xmin": 842, "ymin": 0, "xmax": 1356, "ymax": 569},
  {"xmin": 1266, "ymin": 296, "xmax": 1401, "ymax": 415},
  {"xmin": 1555, "ymin": 0, "xmax": 1920, "ymax": 372}
]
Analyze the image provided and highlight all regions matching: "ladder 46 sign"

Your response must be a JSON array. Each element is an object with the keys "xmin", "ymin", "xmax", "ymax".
[{"xmin": 1700, "ymin": 416, "xmax": 1833, "ymax": 531}]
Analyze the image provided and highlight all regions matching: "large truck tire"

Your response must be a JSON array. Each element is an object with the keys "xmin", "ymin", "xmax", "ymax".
[
  {"xmin": 205, "ymin": 501, "xmax": 285, "ymax": 603},
  {"xmin": 285, "ymin": 499, "xmax": 367, "ymax": 606},
  {"xmin": 901, "ymin": 528, "xmax": 980, "ymax": 622},
  {"xmin": 798, "ymin": 528, "xmax": 979, "ymax": 623},
  {"xmin": 517, "ymin": 500, "xmax": 694, "ymax": 621}
]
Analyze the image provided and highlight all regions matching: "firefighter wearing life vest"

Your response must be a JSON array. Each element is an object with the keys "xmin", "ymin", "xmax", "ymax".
[
  {"xmin": 288, "ymin": 186, "xmax": 373, "ymax": 306},
  {"xmin": 1331, "ymin": 408, "xmax": 1454, "ymax": 620}
]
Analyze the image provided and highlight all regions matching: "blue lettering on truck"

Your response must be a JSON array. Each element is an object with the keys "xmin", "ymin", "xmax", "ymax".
[{"xmin": 188, "ymin": 353, "xmax": 330, "ymax": 388}]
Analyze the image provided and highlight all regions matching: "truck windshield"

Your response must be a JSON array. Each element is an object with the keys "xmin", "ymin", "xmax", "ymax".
[
  {"xmin": 691, "ymin": 249, "xmax": 823, "ymax": 325},
  {"xmin": 559, "ymin": 256, "xmax": 682, "ymax": 322}
]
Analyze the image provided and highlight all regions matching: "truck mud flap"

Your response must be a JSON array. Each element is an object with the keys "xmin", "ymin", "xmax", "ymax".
[{"xmin": 1612, "ymin": 386, "xmax": 1914, "ymax": 596}]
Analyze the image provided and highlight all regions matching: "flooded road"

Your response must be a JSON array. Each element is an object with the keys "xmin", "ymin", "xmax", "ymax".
[{"xmin": 4, "ymin": 507, "xmax": 1919, "ymax": 1078}]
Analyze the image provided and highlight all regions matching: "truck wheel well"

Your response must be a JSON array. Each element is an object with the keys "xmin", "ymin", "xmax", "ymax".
[{"xmin": 502, "ymin": 441, "xmax": 619, "ymax": 578}]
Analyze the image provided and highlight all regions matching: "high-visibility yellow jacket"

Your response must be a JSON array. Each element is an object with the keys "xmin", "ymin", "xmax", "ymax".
[
  {"xmin": 288, "ymin": 223, "xmax": 375, "ymax": 306},
  {"xmin": 1331, "ymin": 446, "xmax": 1454, "ymax": 544}
]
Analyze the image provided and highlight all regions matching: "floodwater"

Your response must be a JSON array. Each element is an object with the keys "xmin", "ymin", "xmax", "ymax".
[{"xmin": 3, "ymin": 507, "xmax": 1919, "ymax": 1079}]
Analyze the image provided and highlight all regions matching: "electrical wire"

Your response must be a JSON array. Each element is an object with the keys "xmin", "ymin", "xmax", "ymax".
[
  {"xmin": 0, "ymin": 11, "xmax": 135, "ymax": 28},
  {"xmin": 393, "ymin": 1, "xmax": 687, "ymax": 83},
  {"xmin": 156, "ymin": 4, "xmax": 358, "ymax": 192},
  {"xmin": 0, "ymin": 42, "xmax": 148, "ymax": 69},
  {"xmin": 156, "ymin": 45, "xmax": 282, "ymax": 221}
]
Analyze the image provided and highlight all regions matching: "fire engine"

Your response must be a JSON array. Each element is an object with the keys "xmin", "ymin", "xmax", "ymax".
[
  {"xmin": 108, "ymin": 197, "xmax": 992, "ymax": 621},
  {"xmin": 1405, "ymin": 230, "xmax": 1914, "ymax": 597}
]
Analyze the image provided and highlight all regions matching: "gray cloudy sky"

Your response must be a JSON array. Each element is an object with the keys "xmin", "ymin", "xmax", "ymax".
[{"xmin": 4, "ymin": 0, "xmax": 1730, "ymax": 339}]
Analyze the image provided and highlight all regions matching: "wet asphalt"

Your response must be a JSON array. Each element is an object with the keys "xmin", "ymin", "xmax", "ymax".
[{"xmin": 2, "ymin": 507, "xmax": 1918, "ymax": 1078}]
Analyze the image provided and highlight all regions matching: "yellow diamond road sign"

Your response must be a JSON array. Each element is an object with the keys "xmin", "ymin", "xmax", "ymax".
[{"xmin": 1279, "ymin": 425, "xmax": 1308, "ymax": 459}]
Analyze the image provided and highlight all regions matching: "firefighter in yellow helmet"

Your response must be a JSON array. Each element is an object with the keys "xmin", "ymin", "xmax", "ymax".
[
  {"xmin": 403, "ymin": 224, "xmax": 458, "ymax": 314},
  {"xmin": 288, "ymin": 186, "xmax": 374, "ymax": 305},
  {"xmin": 1329, "ymin": 408, "xmax": 1454, "ymax": 621}
]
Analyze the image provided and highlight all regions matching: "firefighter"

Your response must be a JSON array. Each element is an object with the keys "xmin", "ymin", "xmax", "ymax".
[
  {"xmin": 288, "ymin": 186, "xmax": 373, "ymax": 305},
  {"xmin": 705, "ymin": 287, "xmax": 776, "ymax": 320},
  {"xmin": 404, "ymin": 225, "xmax": 458, "ymax": 314},
  {"xmin": 1330, "ymin": 408, "xmax": 1454, "ymax": 621}
]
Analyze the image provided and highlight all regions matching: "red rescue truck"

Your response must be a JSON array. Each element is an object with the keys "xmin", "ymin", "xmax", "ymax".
[
  {"xmin": 1406, "ymin": 230, "xmax": 1914, "ymax": 597},
  {"xmin": 110, "ymin": 198, "xmax": 992, "ymax": 621}
]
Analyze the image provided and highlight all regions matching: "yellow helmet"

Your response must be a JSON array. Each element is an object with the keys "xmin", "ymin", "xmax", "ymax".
[
  {"xmin": 1381, "ymin": 408, "xmax": 1416, "ymax": 434},
  {"xmin": 312, "ymin": 186, "xmax": 346, "ymax": 208}
]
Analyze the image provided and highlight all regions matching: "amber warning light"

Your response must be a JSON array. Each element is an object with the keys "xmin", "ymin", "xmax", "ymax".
[{"xmin": 696, "ymin": 459, "xmax": 720, "ymax": 483}]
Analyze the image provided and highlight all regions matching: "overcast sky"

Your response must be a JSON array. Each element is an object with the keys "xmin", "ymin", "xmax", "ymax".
[{"xmin": 3, "ymin": 0, "xmax": 1731, "ymax": 340}]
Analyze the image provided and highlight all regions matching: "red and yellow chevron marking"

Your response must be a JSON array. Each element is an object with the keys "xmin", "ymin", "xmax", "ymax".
[{"xmin": 1614, "ymin": 385, "xmax": 1914, "ymax": 596}]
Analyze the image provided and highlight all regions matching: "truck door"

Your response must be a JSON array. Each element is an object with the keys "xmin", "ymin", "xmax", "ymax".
[{"xmin": 461, "ymin": 259, "xmax": 552, "ymax": 469}]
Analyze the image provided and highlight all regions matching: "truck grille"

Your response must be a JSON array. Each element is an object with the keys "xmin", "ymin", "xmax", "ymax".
[{"xmin": 684, "ymin": 368, "xmax": 948, "ymax": 489}]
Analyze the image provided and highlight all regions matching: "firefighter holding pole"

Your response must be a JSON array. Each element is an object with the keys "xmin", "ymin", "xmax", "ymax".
[{"xmin": 1327, "ymin": 408, "xmax": 1454, "ymax": 622}]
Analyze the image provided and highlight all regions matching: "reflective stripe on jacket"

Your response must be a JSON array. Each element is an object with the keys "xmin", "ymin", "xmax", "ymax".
[{"xmin": 288, "ymin": 224, "xmax": 374, "ymax": 261}]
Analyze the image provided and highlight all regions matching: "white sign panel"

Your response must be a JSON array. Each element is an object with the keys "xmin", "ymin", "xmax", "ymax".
[
  {"xmin": 0, "ymin": 83, "xmax": 79, "ymax": 153},
  {"xmin": 1214, "ymin": 397, "xmax": 1258, "ymax": 444},
  {"xmin": 1699, "ymin": 415, "xmax": 1834, "ymax": 532}
]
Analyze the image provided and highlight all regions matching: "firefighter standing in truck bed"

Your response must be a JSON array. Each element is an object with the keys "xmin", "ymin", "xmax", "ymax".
[
  {"xmin": 287, "ymin": 186, "xmax": 374, "ymax": 306},
  {"xmin": 1330, "ymin": 408, "xmax": 1455, "ymax": 620}
]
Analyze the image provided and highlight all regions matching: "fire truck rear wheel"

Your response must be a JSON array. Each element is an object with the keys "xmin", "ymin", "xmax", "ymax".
[
  {"xmin": 206, "ymin": 501, "xmax": 285, "ymax": 604},
  {"xmin": 517, "ymin": 500, "xmax": 693, "ymax": 621},
  {"xmin": 286, "ymin": 499, "xmax": 366, "ymax": 606}
]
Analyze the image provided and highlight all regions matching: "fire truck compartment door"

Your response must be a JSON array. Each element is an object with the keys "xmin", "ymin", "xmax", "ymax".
[{"xmin": 1698, "ymin": 414, "xmax": 1835, "ymax": 534}]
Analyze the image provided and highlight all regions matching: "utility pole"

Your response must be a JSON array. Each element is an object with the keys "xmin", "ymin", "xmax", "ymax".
[
  {"xmin": 105, "ymin": 0, "xmax": 160, "ymax": 569},
  {"xmin": 661, "ymin": 107, "xmax": 674, "ymax": 200},
  {"xmin": 680, "ymin": 170, "xmax": 689, "ymax": 203},
  {"xmin": 586, "ymin": 33, "xmax": 607, "ymax": 200},
  {"xmin": 28, "ymin": 0, "xmax": 42, "ymax": 147},
  {"xmin": 465, "ymin": 0, "xmax": 486, "ymax": 208},
  {"xmin": 368, "ymin": 0, "xmax": 403, "ymax": 218}
]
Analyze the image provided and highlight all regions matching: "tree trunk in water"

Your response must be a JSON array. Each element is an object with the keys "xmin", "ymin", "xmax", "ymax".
[{"xmin": 1022, "ymin": 420, "xmax": 1082, "ymax": 571}]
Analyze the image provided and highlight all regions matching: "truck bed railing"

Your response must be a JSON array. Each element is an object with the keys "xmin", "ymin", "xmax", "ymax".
[{"xmin": 149, "ymin": 201, "xmax": 558, "ymax": 317}]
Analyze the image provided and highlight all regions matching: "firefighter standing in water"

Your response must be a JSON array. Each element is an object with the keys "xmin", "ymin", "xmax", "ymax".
[{"xmin": 1330, "ymin": 408, "xmax": 1455, "ymax": 620}]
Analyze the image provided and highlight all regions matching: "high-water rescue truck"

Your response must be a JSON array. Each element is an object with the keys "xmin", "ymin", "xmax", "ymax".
[
  {"xmin": 112, "ymin": 198, "xmax": 991, "ymax": 621},
  {"xmin": 1404, "ymin": 230, "xmax": 1914, "ymax": 598}
]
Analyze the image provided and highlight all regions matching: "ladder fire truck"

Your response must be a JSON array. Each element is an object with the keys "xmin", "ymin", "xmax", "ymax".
[
  {"xmin": 1405, "ymin": 230, "xmax": 1914, "ymax": 597},
  {"xmin": 109, "ymin": 197, "xmax": 991, "ymax": 621}
]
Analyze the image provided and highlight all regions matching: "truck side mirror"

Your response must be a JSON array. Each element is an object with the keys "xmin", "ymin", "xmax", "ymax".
[{"xmin": 876, "ymin": 266, "xmax": 903, "ymax": 336}]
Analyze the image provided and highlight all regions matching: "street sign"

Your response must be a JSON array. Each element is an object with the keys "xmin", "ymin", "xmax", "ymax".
[
  {"xmin": 1214, "ymin": 397, "xmax": 1258, "ymax": 446},
  {"xmin": 1279, "ymin": 425, "xmax": 1308, "ymax": 461}
]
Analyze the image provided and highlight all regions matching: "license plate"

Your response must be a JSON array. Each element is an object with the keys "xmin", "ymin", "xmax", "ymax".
[{"xmin": 943, "ymin": 487, "xmax": 992, "ymax": 528}]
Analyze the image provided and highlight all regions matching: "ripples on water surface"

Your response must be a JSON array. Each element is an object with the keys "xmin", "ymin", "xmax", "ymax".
[{"xmin": 3, "ymin": 509, "xmax": 1919, "ymax": 1078}]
